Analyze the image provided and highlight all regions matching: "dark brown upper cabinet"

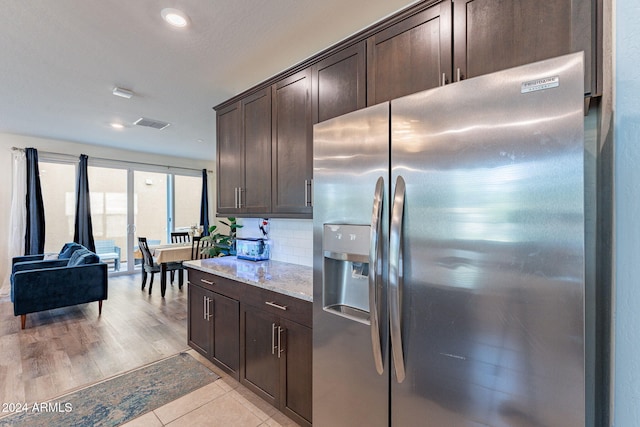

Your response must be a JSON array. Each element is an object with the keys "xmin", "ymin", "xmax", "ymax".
[
  {"xmin": 271, "ymin": 68, "xmax": 313, "ymax": 217},
  {"xmin": 312, "ymin": 41, "xmax": 366, "ymax": 124},
  {"xmin": 216, "ymin": 88, "xmax": 271, "ymax": 216},
  {"xmin": 241, "ymin": 88, "xmax": 272, "ymax": 214},
  {"xmin": 367, "ymin": 1, "xmax": 453, "ymax": 105},
  {"xmin": 453, "ymin": 0, "xmax": 596, "ymax": 95},
  {"xmin": 216, "ymin": 102, "xmax": 242, "ymax": 215},
  {"xmin": 215, "ymin": 0, "xmax": 601, "ymax": 218}
]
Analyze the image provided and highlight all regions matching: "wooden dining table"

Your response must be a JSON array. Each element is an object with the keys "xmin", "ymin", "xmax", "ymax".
[{"xmin": 134, "ymin": 243, "xmax": 193, "ymax": 297}]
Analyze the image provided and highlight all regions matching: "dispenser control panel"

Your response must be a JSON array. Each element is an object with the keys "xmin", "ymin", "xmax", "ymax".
[
  {"xmin": 322, "ymin": 224, "xmax": 370, "ymax": 261},
  {"xmin": 322, "ymin": 224, "xmax": 371, "ymax": 324}
]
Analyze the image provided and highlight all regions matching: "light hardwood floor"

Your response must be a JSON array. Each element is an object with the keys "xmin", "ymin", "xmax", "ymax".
[
  {"xmin": 0, "ymin": 273, "xmax": 189, "ymax": 404},
  {"xmin": 1, "ymin": 272, "xmax": 300, "ymax": 426}
]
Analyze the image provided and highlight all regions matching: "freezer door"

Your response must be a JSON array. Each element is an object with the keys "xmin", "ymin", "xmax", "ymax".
[
  {"xmin": 390, "ymin": 53, "xmax": 585, "ymax": 427},
  {"xmin": 312, "ymin": 103, "xmax": 390, "ymax": 426}
]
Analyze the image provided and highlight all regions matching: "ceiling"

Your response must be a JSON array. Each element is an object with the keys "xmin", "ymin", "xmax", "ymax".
[{"xmin": 0, "ymin": 0, "xmax": 418, "ymax": 160}]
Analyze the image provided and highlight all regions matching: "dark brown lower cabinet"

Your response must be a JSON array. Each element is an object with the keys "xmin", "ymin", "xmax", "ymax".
[
  {"xmin": 188, "ymin": 282, "xmax": 212, "ymax": 357},
  {"xmin": 241, "ymin": 303, "xmax": 312, "ymax": 427},
  {"xmin": 188, "ymin": 281, "xmax": 240, "ymax": 380},
  {"xmin": 241, "ymin": 306, "xmax": 280, "ymax": 404},
  {"xmin": 280, "ymin": 318, "xmax": 312, "ymax": 425},
  {"xmin": 187, "ymin": 268, "xmax": 312, "ymax": 425}
]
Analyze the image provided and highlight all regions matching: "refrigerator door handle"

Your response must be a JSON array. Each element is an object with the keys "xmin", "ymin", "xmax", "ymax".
[
  {"xmin": 369, "ymin": 177, "xmax": 385, "ymax": 375},
  {"xmin": 389, "ymin": 176, "xmax": 406, "ymax": 383}
]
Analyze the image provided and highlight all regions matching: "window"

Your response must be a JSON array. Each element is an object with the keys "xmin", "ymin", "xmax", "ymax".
[
  {"xmin": 39, "ymin": 161, "xmax": 76, "ymax": 253},
  {"xmin": 174, "ymin": 174, "xmax": 202, "ymax": 232}
]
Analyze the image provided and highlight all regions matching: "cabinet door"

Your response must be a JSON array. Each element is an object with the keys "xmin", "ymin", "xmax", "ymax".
[
  {"xmin": 312, "ymin": 42, "xmax": 366, "ymax": 124},
  {"xmin": 367, "ymin": 1, "xmax": 453, "ymax": 105},
  {"xmin": 211, "ymin": 292, "xmax": 240, "ymax": 379},
  {"xmin": 280, "ymin": 319, "xmax": 312, "ymax": 426},
  {"xmin": 242, "ymin": 89, "xmax": 272, "ymax": 214},
  {"xmin": 241, "ymin": 304, "xmax": 280, "ymax": 406},
  {"xmin": 188, "ymin": 284, "xmax": 212, "ymax": 358},
  {"xmin": 454, "ymin": 0, "xmax": 594, "ymax": 94},
  {"xmin": 272, "ymin": 69, "xmax": 313, "ymax": 217},
  {"xmin": 216, "ymin": 102, "xmax": 243, "ymax": 214}
]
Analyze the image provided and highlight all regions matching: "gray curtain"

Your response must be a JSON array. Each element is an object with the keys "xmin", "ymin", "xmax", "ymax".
[
  {"xmin": 24, "ymin": 147, "xmax": 45, "ymax": 255},
  {"xmin": 73, "ymin": 154, "xmax": 96, "ymax": 252},
  {"xmin": 200, "ymin": 169, "xmax": 210, "ymax": 236}
]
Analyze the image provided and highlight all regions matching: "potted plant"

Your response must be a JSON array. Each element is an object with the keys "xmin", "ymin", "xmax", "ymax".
[{"xmin": 202, "ymin": 217, "xmax": 243, "ymax": 257}]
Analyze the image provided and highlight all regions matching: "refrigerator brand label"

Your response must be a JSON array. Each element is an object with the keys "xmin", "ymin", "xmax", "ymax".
[{"xmin": 521, "ymin": 76, "xmax": 559, "ymax": 93}]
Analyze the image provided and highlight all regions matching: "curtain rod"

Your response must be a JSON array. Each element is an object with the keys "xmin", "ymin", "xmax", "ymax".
[
  {"xmin": 87, "ymin": 155, "xmax": 206, "ymax": 174},
  {"xmin": 11, "ymin": 146, "xmax": 207, "ymax": 173}
]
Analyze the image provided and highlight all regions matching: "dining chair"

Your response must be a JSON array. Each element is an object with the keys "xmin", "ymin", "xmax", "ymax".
[
  {"xmin": 169, "ymin": 232, "xmax": 189, "ymax": 282},
  {"xmin": 191, "ymin": 236, "xmax": 214, "ymax": 260},
  {"xmin": 138, "ymin": 237, "xmax": 183, "ymax": 295},
  {"xmin": 170, "ymin": 231, "xmax": 190, "ymax": 244}
]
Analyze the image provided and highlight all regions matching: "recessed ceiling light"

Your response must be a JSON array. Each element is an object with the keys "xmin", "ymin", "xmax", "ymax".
[
  {"xmin": 110, "ymin": 123, "xmax": 124, "ymax": 129},
  {"xmin": 161, "ymin": 8, "xmax": 189, "ymax": 27}
]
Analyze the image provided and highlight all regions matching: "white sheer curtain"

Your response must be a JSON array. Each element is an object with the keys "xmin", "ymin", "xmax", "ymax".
[{"xmin": 1, "ymin": 149, "xmax": 27, "ymax": 296}]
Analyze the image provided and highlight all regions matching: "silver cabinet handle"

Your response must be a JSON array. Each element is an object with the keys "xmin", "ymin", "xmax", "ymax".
[
  {"xmin": 238, "ymin": 187, "xmax": 243, "ymax": 209},
  {"xmin": 203, "ymin": 296, "xmax": 213, "ymax": 321},
  {"xmin": 369, "ymin": 177, "xmax": 385, "ymax": 375},
  {"xmin": 389, "ymin": 176, "xmax": 406, "ymax": 383},
  {"xmin": 304, "ymin": 179, "xmax": 313, "ymax": 207},
  {"xmin": 456, "ymin": 67, "xmax": 462, "ymax": 82},
  {"xmin": 234, "ymin": 187, "xmax": 238, "ymax": 209},
  {"xmin": 277, "ymin": 326, "xmax": 284, "ymax": 358},
  {"xmin": 441, "ymin": 72, "xmax": 447, "ymax": 86},
  {"xmin": 271, "ymin": 323, "xmax": 277, "ymax": 355},
  {"xmin": 265, "ymin": 301, "xmax": 288, "ymax": 311},
  {"xmin": 207, "ymin": 297, "xmax": 213, "ymax": 320},
  {"xmin": 200, "ymin": 278, "xmax": 214, "ymax": 285}
]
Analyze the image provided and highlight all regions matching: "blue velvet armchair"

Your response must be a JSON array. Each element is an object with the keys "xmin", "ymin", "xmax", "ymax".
[{"xmin": 11, "ymin": 243, "xmax": 108, "ymax": 329}]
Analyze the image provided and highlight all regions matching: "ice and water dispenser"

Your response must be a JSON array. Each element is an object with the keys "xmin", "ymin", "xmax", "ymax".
[{"xmin": 322, "ymin": 224, "xmax": 371, "ymax": 324}]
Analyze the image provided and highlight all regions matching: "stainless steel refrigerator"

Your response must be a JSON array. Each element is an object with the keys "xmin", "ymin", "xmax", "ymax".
[{"xmin": 312, "ymin": 52, "xmax": 586, "ymax": 426}]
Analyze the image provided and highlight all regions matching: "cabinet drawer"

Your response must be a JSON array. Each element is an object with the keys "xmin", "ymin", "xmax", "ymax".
[
  {"xmin": 187, "ymin": 269, "xmax": 243, "ymax": 300},
  {"xmin": 243, "ymin": 286, "xmax": 311, "ymax": 328}
]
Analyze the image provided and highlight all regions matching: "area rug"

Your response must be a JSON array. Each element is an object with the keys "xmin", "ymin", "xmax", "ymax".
[{"xmin": 0, "ymin": 352, "xmax": 219, "ymax": 427}]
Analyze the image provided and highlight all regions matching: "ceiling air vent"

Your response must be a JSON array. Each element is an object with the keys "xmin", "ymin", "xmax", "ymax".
[{"xmin": 134, "ymin": 117, "xmax": 171, "ymax": 130}]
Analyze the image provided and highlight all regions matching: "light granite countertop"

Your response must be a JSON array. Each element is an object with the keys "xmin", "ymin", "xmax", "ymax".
[{"xmin": 183, "ymin": 257, "xmax": 313, "ymax": 302}]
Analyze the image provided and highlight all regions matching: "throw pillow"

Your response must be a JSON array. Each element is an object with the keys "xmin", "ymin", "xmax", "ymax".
[
  {"xmin": 59, "ymin": 243, "xmax": 84, "ymax": 259},
  {"xmin": 67, "ymin": 249, "xmax": 100, "ymax": 266},
  {"xmin": 43, "ymin": 253, "xmax": 59, "ymax": 260}
]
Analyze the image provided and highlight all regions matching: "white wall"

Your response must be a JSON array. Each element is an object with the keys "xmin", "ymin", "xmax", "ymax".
[
  {"xmin": 614, "ymin": 0, "xmax": 640, "ymax": 424},
  {"xmin": 0, "ymin": 132, "xmax": 215, "ymax": 294}
]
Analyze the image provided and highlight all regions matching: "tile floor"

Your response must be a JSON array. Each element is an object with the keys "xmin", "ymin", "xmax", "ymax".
[{"xmin": 120, "ymin": 350, "xmax": 299, "ymax": 427}]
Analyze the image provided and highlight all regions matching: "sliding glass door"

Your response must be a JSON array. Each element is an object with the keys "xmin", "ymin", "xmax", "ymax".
[
  {"xmin": 133, "ymin": 170, "xmax": 169, "ymax": 248},
  {"xmin": 87, "ymin": 166, "xmax": 128, "ymax": 273},
  {"xmin": 38, "ymin": 154, "xmax": 203, "ymax": 276},
  {"xmin": 174, "ymin": 174, "xmax": 202, "ymax": 232}
]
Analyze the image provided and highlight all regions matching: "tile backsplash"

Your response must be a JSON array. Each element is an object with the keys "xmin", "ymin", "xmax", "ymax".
[{"xmin": 236, "ymin": 218, "xmax": 313, "ymax": 267}]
